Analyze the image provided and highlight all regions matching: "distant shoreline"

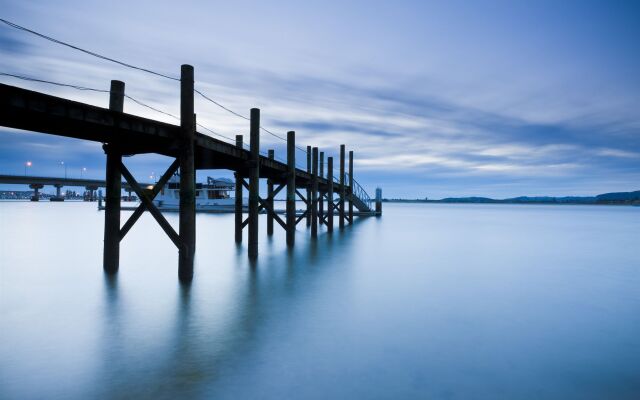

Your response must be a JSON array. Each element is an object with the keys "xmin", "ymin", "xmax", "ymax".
[{"xmin": 383, "ymin": 190, "xmax": 640, "ymax": 206}]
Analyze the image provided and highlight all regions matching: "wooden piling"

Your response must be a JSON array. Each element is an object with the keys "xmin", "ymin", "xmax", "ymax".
[
  {"xmin": 234, "ymin": 135, "xmax": 243, "ymax": 243},
  {"xmin": 248, "ymin": 108, "xmax": 260, "ymax": 259},
  {"xmin": 179, "ymin": 64, "xmax": 196, "ymax": 282},
  {"xmin": 327, "ymin": 157, "xmax": 334, "ymax": 233},
  {"xmin": 103, "ymin": 79, "xmax": 124, "ymax": 274},
  {"xmin": 306, "ymin": 145, "xmax": 311, "ymax": 227},
  {"xmin": 311, "ymin": 147, "xmax": 319, "ymax": 238},
  {"xmin": 376, "ymin": 187, "xmax": 382, "ymax": 216},
  {"xmin": 319, "ymin": 151, "xmax": 324, "ymax": 225},
  {"xmin": 339, "ymin": 144, "xmax": 345, "ymax": 229},
  {"xmin": 286, "ymin": 131, "xmax": 296, "ymax": 247},
  {"xmin": 348, "ymin": 150, "xmax": 354, "ymax": 224},
  {"xmin": 267, "ymin": 149, "xmax": 274, "ymax": 236}
]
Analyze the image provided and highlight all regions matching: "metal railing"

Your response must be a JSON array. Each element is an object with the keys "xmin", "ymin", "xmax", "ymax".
[{"xmin": 345, "ymin": 173, "xmax": 372, "ymax": 211}]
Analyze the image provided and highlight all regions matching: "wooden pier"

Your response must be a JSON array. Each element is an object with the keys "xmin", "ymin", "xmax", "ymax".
[{"xmin": 0, "ymin": 65, "xmax": 381, "ymax": 282}]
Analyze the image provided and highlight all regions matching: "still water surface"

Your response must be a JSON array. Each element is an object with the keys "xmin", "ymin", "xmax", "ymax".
[{"xmin": 1, "ymin": 202, "xmax": 639, "ymax": 399}]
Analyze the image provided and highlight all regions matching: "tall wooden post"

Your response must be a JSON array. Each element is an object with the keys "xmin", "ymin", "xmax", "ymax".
[
  {"xmin": 234, "ymin": 135, "xmax": 243, "ymax": 243},
  {"xmin": 267, "ymin": 149, "xmax": 274, "ymax": 236},
  {"xmin": 179, "ymin": 64, "xmax": 196, "ymax": 282},
  {"xmin": 248, "ymin": 108, "xmax": 260, "ymax": 259},
  {"xmin": 348, "ymin": 150, "xmax": 354, "ymax": 224},
  {"xmin": 319, "ymin": 151, "xmax": 324, "ymax": 225},
  {"xmin": 339, "ymin": 144, "xmax": 345, "ymax": 229},
  {"xmin": 103, "ymin": 79, "xmax": 124, "ymax": 274},
  {"xmin": 311, "ymin": 147, "xmax": 319, "ymax": 238},
  {"xmin": 327, "ymin": 157, "xmax": 334, "ymax": 233},
  {"xmin": 286, "ymin": 131, "xmax": 296, "ymax": 247},
  {"xmin": 306, "ymin": 145, "xmax": 311, "ymax": 227},
  {"xmin": 375, "ymin": 187, "xmax": 382, "ymax": 216}
]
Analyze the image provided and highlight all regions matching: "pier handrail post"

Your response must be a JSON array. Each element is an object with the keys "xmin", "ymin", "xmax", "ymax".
[
  {"xmin": 248, "ymin": 108, "xmax": 260, "ymax": 259},
  {"xmin": 103, "ymin": 79, "xmax": 124, "ymax": 274},
  {"xmin": 179, "ymin": 64, "xmax": 196, "ymax": 282},
  {"xmin": 306, "ymin": 145, "xmax": 312, "ymax": 227},
  {"xmin": 234, "ymin": 135, "xmax": 244, "ymax": 243},
  {"xmin": 319, "ymin": 151, "xmax": 324, "ymax": 225},
  {"xmin": 267, "ymin": 149, "xmax": 275, "ymax": 236},
  {"xmin": 339, "ymin": 144, "xmax": 346, "ymax": 229},
  {"xmin": 286, "ymin": 131, "xmax": 296, "ymax": 247},
  {"xmin": 327, "ymin": 157, "xmax": 334, "ymax": 233},
  {"xmin": 348, "ymin": 150, "xmax": 354, "ymax": 224},
  {"xmin": 311, "ymin": 147, "xmax": 319, "ymax": 238}
]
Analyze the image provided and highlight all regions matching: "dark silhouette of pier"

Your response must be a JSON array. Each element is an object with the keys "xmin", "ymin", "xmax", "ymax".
[{"xmin": 0, "ymin": 66, "xmax": 381, "ymax": 282}]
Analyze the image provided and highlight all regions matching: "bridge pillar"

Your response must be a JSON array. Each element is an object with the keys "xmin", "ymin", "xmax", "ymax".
[
  {"xmin": 234, "ymin": 135, "xmax": 243, "ymax": 243},
  {"xmin": 50, "ymin": 184, "xmax": 64, "ymax": 201},
  {"xmin": 286, "ymin": 131, "xmax": 296, "ymax": 247},
  {"xmin": 179, "ymin": 64, "xmax": 196, "ymax": 282},
  {"xmin": 311, "ymin": 147, "xmax": 318, "ymax": 238},
  {"xmin": 267, "ymin": 149, "xmax": 274, "ymax": 236},
  {"xmin": 29, "ymin": 183, "xmax": 43, "ymax": 201},
  {"xmin": 306, "ymin": 145, "xmax": 311, "ymax": 227},
  {"xmin": 248, "ymin": 108, "xmax": 260, "ymax": 259},
  {"xmin": 339, "ymin": 144, "xmax": 345, "ymax": 229},
  {"xmin": 327, "ymin": 157, "xmax": 334, "ymax": 233},
  {"xmin": 348, "ymin": 150, "xmax": 353, "ymax": 224},
  {"xmin": 103, "ymin": 79, "xmax": 124, "ymax": 274},
  {"xmin": 319, "ymin": 151, "xmax": 324, "ymax": 225}
]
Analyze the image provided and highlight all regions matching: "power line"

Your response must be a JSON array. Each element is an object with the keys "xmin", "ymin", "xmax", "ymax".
[
  {"xmin": 0, "ymin": 71, "xmax": 239, "ymax": 145},
  {"xmin": 0, "ymin": 18, "xmax": 179, "ymax": 81},
  {"xmin": 1, "ymin": 18, "xmax": 316, "ymax": 155},
  {"xmin": 0, "ymin": 72, "xmax": 109, "ymax": 93}
]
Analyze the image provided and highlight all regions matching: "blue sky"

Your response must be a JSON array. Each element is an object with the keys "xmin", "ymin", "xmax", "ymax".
[{"xmin": 0, "ymin": 0, "xmax": 638, "ymax": 198}]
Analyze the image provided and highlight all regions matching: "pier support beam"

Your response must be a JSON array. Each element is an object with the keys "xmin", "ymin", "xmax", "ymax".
[
  {"xmin": 103, "ymin": 80, "xmax": 123, "ymax": 273},
  {"xmin": 311, "ymin": 147, "xmax": 318, "ymax": 238},
  {"xmin": 179, "ymin": 64, "xmax": 196, "ymax": 282},
  {"xmin": 319, "ymin": 151, "xmax": 324, "ymax": 225},
  {"xmin": 248, "ymin": 108, "xmax": 260, "ymax": 259},
  {"xmin": 234, "ymin": 135, "xmax": 243, "ymax": 243},
  {"xmin": 339, "ymin": 144, "xmax": 345, "ymax": 229},
  {"xmin": 348, "ymin": 150, "xmax": 353, "ymax": 224},
  {"xmin": 327, "ymin": 157, "xmax": 334, "ymax": 233},
  {"xmin": 306, "ymin": 145, "xmax": 311, "ymax": 227},
  {"xmin": 267, "ymin": 149, "xmax": 275, "ymax": 236},
  {"xmin": 286, "ymin": 131, "xmax": 296, "ymax": 247}
]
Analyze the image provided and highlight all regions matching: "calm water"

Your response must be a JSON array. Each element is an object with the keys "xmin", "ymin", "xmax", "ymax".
[{"xmin": 1, "ymin": 202, "xmax": 639, "ymax": 399}]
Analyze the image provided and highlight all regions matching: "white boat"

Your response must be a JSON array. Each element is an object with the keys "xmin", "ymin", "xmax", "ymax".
[{"xmin": 153, "ymin": 175, "xmax": 247, "ymax": 212}]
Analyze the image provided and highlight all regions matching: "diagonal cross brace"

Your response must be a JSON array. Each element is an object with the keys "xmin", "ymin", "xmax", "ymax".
[
  {"xmin": 258, "ymin": 197, "xmax": 287, "ymax": 230},
  {"xmin": 120, "ymin": 159, "xmax": 179, "ymax": 240},
  {"xmin": 120, "ymin": 162, "xmax": 182, "ymax": 249}
]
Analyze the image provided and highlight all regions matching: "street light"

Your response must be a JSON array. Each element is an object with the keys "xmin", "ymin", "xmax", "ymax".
[
  {"xmin": 24, "ymin": 161, "xmax": 32, "ymax": 176},
  {"xmin": 81, "ymin": 167, "xmax": 87, "ymax": 178},
  {"xmin": 60, "ymin": 161, "xmax": 67, "ymax": 179}
]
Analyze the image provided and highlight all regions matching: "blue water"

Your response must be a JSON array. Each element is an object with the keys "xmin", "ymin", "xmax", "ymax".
[{"xmin": 1, "ymin": 202, "xmax": 639, "ymax": 399}]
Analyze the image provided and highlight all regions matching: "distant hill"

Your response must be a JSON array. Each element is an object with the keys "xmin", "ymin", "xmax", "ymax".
[{"xmin": 384, "ymin": 190, "xmax": 640, "ymax": 205}]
